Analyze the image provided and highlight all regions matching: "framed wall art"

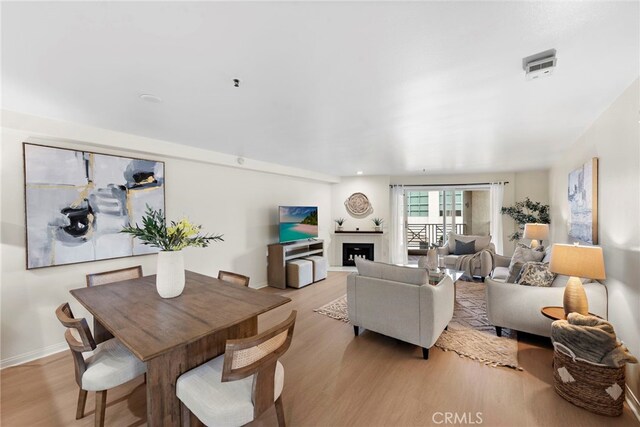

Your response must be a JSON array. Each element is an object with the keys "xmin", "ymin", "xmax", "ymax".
[
  {"xmin": 23, "ymin": 143, "xmax": 165, "ymax": 269},
  {"xmin": 568, "ymin": 157, "xmax": 598, "ymax": 244}
]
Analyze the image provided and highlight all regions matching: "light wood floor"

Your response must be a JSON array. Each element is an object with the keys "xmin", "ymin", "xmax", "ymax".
[{"xmin": 2, "ymin": 272, "xmax": 638, "ymax": 426}]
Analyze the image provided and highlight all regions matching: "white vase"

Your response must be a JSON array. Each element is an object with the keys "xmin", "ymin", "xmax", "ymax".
[
  {"xmin": 156, "ymin": 250, "xmax": 185, "ymax": 298},
  {"xmin": 426, "ymin": 248, "xmax": 438, "ymax": 271}
]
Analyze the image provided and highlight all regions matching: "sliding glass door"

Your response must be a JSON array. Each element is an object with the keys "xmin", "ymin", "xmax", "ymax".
[{"xmin": 405, "ymin": 186, "xmax": 489, "ymax": 259}]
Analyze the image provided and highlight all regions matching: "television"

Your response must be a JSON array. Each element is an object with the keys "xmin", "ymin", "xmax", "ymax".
[{"xmin": 279, "ymin": 206, "xmax": 318, "ymax": 243}]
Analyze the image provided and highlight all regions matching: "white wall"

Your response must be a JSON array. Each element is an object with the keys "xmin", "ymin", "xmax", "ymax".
[
  {"xmin": 548, "ymin": 78, "xmax": 640, "ymax": 400},
  {"xmin": 1, "ymin": 112, "xmax": 335, "ymax": 366},
  {"xmin": 514, "ymin": 170, "xmax": 549, "ymax": 205},
  {"xmin": 329, "ymin": 176, "xmax": 390, "ymax": 265},
  {"xmin": 331, "ymin": 176, "xmax": 391, "ymax": 232}
]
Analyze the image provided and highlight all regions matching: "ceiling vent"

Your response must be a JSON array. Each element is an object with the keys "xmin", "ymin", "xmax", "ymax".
[{"xmin": 523, "ymin": 49, "xmax": 557, "ymax": 80}]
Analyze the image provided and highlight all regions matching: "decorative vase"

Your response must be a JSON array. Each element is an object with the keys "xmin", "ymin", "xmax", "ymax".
[
  {"xmin": 337, "ymin": 225, "xmax": 343, "ymax": 231},
  {"xmin": 563, "ymin": 276, "xmax": 589, "ymax": 316},
  {"xmin": 156, "ymin": 250, "xmax": 185, "ymax": 298},
  {"xmin": 425, "ymin": 248, "xmax": 438, "ymax": 271},
  {"xmin": 375, "ymin": 226, "xmax": 382, "ymax": 232}
]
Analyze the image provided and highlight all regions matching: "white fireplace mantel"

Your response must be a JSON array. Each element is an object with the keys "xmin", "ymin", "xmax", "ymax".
[{"xmin": 331, "ymin": 232, "xmax": 389, "ymax": 266}]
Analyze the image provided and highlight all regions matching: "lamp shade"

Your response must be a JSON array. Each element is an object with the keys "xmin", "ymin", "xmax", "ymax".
[
  {"xmin": 523, "ymin": 223, "xmax": 549, "ymax": 241},
  {"xmin": 549, "ymin": 244, "xmax": 606, "ymax": 280}
]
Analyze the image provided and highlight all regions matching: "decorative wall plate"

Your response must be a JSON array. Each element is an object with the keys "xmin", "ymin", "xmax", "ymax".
[{"xmin": 345, "ymin": 192, "xmax": 373, "ymax": 217}]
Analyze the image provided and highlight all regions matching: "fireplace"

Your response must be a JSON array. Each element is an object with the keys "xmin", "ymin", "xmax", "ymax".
[{"xmin": 342, "ymin": 243, "xmax": 374, "ymax": 266}]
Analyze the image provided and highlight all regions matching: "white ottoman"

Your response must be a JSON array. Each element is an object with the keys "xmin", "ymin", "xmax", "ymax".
[
  {"xmin": 286, "ymin": 259, "xmax": 313, "ymax": 288},
  {"xmin": 305, "ymin": 256, "xmax": 327, "ymax": 282}
]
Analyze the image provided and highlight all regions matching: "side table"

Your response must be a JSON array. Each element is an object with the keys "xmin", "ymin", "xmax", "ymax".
[{"xmin": 540, "ymin": 306, "xmax": 600, "ymax": 321}]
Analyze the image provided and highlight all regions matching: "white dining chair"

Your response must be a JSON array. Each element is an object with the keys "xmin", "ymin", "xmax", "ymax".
[
  {"xmin": 177, "ymin": 311, "xmax": 297, "ymax": 426},
  {"xmin": 55, "ymin": 302, "xmax": 146, "ymax": 427}
]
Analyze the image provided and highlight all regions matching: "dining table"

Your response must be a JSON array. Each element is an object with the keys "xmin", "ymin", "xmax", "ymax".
[{"xmin": 70, "ymin": 270, "xmax": 291, "ymax": 426}]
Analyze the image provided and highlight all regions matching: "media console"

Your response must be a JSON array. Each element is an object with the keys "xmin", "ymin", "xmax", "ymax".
[{"xmin": 267, "ymin": 239, "xmax": 324, "ymax": 288}]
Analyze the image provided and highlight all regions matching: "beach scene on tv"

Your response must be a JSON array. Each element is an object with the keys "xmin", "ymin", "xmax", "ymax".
[{"xmin": 279, "ymin": 206, "xmax": 318, "ymax": 242}]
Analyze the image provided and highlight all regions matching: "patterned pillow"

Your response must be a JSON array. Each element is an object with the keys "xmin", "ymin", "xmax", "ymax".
[
  {"xmin": 508, "ymin": 246, "xmax": 545, "ymax": 278},
  {"xmin": 517, "ymin": 262, "xmax": 555, "ymax": 287}
]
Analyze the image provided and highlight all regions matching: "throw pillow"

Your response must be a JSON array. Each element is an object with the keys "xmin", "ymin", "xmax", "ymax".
[
  {"xmin": 516, "ymin": 242, "xmax": 544, "ymax": 252},
  {"xmin": 448, "ymin": 233, "xmax": 491, "ymax": 253},
  {"xmin": 454, "ymin": 239, "xmax": 476, "ymax": 255},
  {"xmin": 517, "ymin": 262, "xmax": 555, "ymax": 287},
  {"xmin": 507, "ymin": 261, "xmax": 525, "ymax": 283},
  {"xmin": 508, "ymin": 245, "xmax": 545, "ymax": 278}
]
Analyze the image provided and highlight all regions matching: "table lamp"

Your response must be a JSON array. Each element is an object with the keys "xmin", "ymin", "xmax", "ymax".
[
  {"xmin": 549, "ymin": 243, "xmax": 606, "ymax": 316},
  {"xmin": 523, "ymin": 223, "xmax": 549, "ymax": 249}
]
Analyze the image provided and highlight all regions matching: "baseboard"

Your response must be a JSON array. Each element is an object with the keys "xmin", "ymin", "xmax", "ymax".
[
  {"xmin": 0, "ymin": 342, "xmax": 68, "ymax": 369},
  {"xmin": 627, "ymin": 384, "xmax": 640, "ymax": 422}
]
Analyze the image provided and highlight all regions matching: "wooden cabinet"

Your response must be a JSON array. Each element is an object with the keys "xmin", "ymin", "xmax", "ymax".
[{"xmin": 267, "ymin": 240, "xmax": 324, "ymax": 288}]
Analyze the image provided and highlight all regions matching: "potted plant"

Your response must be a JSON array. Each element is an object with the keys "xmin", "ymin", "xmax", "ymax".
[
  {"xmin": 372, "ymin": 217, "xmax": 384, "ymax": 232},
  {"xmin": 501, "ymin": 197, "xmax": 550, "ymax": 242},
  {"xmin": 121, "ymin": 206, "xmax": 223, "ymax": 298},
  {"xmin": 335, "ymin": 217, "xmax": 346, "ymax": 231}
]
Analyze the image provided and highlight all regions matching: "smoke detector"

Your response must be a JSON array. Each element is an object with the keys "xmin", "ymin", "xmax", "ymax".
[{"xmin": 523, "ymin": 49, "xmax": 557, "ymax": 80}]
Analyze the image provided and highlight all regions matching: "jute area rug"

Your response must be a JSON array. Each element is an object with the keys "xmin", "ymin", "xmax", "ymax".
[{"xmin": 314, "ymin": 281, "xmax": 522, "ymax": 370}]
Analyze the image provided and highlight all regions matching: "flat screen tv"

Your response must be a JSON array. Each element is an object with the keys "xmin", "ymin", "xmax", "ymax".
[{"xmin": 279, "ymin": 206, "xmax": 318, "ymax": 243}]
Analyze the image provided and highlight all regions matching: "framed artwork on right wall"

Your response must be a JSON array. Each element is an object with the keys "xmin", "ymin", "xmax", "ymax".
[{"xmin": 568, "ymin": 157, "xmax": 598, "ymax": 244}]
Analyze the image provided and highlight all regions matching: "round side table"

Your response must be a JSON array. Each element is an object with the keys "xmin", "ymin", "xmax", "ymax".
[
  {"xmin": 540, "ymin": 306, "xmax": 600, "ymax": 321},
  {"xmin": 540, "ymin": 306, "xmax": 566, "ymax": 320}
]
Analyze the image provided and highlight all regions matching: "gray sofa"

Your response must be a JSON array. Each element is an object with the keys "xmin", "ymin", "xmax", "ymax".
[
  {"xmin": 486, "ymin": 248, "xmax": 608, "ymax": 337},
  {"xmin": 437, "ymin": 233, "xmax": 495, "ymax": 278},
  {"xmin": 347, "ymin": 258, "xmax": 454, "ymax": 359}
]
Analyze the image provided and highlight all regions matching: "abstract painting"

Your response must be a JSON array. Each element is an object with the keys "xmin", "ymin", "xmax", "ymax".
[
  {"xmin": 568, "ymin": 158, "xmax": 598, "ymax": 244},
  {"xmin": 23, "ymin": 143, "xmax": 165, "ymax": 269}
]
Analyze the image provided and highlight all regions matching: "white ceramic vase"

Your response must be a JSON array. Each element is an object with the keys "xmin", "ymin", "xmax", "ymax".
[
  {"xmin": 156, "ymin": 250, "xmax": 185, "ymax": 298},
  {"xmin": 426, "ymin": 248, "xmax": 438, "ymax": 271}
]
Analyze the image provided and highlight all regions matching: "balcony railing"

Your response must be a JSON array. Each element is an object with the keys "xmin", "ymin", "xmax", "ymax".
[{"xmin": 406, "ymin": 223, "xmax": 467, "ymax": 250}]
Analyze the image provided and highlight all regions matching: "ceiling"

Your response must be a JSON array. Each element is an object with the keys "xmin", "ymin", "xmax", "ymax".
[{"xmin": 2, "ymin": 2, "xmax": 638, "ymax": 177}]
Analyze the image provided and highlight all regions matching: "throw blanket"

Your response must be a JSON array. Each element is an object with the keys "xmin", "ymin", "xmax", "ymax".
[
  {"xmin": 454, "ymin": 249, "xmax": 495, "ymax": 278},
  {"xmin": 551, "ymin": 313, "xmax": 638, "ymax": 367}
]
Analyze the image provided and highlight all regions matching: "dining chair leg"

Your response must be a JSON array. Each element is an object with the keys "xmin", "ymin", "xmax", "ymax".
[
  {"xmin": 76, "ymin": 388, "xmax": 88, "ymax": 419},
  {"xmin": 95, "ymin": 390, "xmax": 107, "ymax": 427},
  {"xmin": 275, "ymin": 395, "xmax": 286, "ymax": 427}
]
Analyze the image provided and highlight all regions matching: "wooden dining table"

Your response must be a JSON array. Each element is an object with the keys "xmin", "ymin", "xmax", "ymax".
[{"xmin": 70, "ymin": 270, "xmax": 291, "ymax": 426}]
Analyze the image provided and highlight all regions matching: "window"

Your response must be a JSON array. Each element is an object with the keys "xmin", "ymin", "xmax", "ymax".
[
  {"xmin": 407, "ymin": 191, "xmax": 429, "ymax": 217},
  {"xmin": 439, "ymin": 191, "xmax": 463, "ymax": 216}
]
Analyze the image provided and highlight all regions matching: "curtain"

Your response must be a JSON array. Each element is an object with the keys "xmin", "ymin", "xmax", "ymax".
[
  {"xmin": 490, "ymin": 182, "xmax": 505, "ymax": 255},
  {"xmin": 389, "ymin": 185, "xmax": 408, "ymax": 265}
]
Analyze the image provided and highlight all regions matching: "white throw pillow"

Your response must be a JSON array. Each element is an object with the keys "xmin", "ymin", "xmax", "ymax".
[{"xmin": 508, "ymin": 246, "xmax": 545, "ymax": 278}]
